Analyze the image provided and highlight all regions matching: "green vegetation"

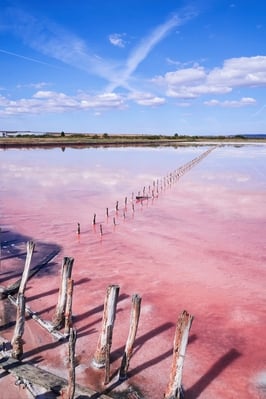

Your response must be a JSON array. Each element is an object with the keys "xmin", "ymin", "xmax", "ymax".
[{"xmin": 0, "ymin": 132, "xmax": 265, "ymax": 148}]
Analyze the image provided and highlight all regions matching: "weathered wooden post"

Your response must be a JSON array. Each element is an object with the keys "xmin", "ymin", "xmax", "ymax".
[
  {"xmin": 19, "ymin": 241, "xmax": 35, "ymax": 295},
  {"xmin": 93, "ymin": 214, "xmax": 96, "ymax": 225},
  {"xmin": 52, "ymin": 257, "xmax": 74, "ymax": 330},
  {"xmin": 92, "ymin": 284, "xmax": 120, "ymax": 369},
  {"xmin": 100, "ymin": 224, "xmax": 103, "ymax": 236},
  {"xmin": 104, "ymin": 325, "xmax": 112, "ymax": 385},
  {"xmin": 10, "ymin": 239, "xmax": 35, "ymax": 358},
  {"xmin": 11, "ymin": 293, "xmax": 25, "ymax": 359},
  {"xmin": 66, "ymin": 327, "xmax": 77, "ymax": 399},
  {"xmin": 106, "ymin": 208, "xmax": 109, "ymax": 218},
  {"xmin": 116, "ymin": 201, "xmax": 119, "ymax": 212},
  {"xmin": 164, "ymin": 310, "xmax": 193, "ymax": 399},
  {"xmin": 77, "ymin": 223, "xmax": 80, "ymax": 235},
  {"xmin": 119, "ymin": 294, "xmax": 142, "ymax": 380},
  {"xmin": 64, "ymin": 279, "xmax": 74, "ymax": 336}
]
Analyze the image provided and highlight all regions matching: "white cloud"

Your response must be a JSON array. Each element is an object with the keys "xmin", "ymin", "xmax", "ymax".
[
  {"xmin": 129, "ymin": 91, "xmax": 165, "ymax": 106},
  {"xmin": 0, "ymin": 90, "xmax": 126, "ymax": 116},
  {"xmin": 153, "ymin": 56, "xmax": 266, "ymax": 99},
  {"xmin": 204, "ymin": 97, "xmax": 257, "ymax": 107},
  {"xmin": 108, "ymin": 33, "xmax": 126, "ymax": 48}
]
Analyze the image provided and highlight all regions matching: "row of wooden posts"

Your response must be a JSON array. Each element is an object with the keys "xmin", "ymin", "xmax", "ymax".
[
  {"xmin": 77, "ymin": 146, "xmax": 217, "ymax": 236},
  {"xmin": 1, "ymin": 241, "xmax": 193, "ymax": 399}
]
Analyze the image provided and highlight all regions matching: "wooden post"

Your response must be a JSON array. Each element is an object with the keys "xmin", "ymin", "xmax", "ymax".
[
  {"xmin": 52, "ymin": 257, "xmax": 74, "ymax": 330},
  {"xmin": 66, "ymin": 328, "xmax": 77, "ymax": 399},
  {"xmin": 93, "ymin": 214, "xmax": 96, "ymax": 225},
  {"xmin": 77, "ymin": 223, "xmax": 80, "ymax": 235},
  {"xmin": 19, "ymin": 241, "xmax": 35, "ymax": 295},
  {"xmin": 164, "ymin": 310, "xmax": 193, "ymax": 399},
  {"xmin": 11, "ymin": 293, "xmax": 25, "ymax": 360},
  {"xmin": 92, "ymin": 284, "xmax": 120, "ymax": 369},
  {"xmin": 64, "ymin": 279, "xmax": 74, "ymax": 336},
  {"xmin": 106, "ymin": 208, "xmax": 109, "ymax": 218},
  {"xmin": 104, "ymin": 325, "xmax": 112, "ymax": 385},
  {"xmin": 119, "ymin": 294, "xmax": 141, "ymax": 380}
]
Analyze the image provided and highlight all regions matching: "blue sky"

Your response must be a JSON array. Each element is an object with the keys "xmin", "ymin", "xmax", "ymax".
[{"xmin": 0, "ymin": 0, "xmax": 265, "ymax": 135}]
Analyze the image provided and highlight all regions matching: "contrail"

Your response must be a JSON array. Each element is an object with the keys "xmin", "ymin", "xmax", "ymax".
[{"xmin": 0, "ymin": 48, "xmax": 58, "ymax": 67}]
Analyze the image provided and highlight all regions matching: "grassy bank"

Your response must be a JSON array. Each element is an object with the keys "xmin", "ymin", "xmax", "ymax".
[{"xmin": 0, "ymin": 133, "xmax": 265, "ymax": 148}]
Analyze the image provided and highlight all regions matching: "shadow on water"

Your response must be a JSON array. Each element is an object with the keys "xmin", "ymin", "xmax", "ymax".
[
  {"xmin": 185, "ymin": 348, "xmax": 241, "ymax": 398},
  {"xmin": 111, "ymin": 321, "xmax": 175, "ymax": 362},
  {"xmin": 0, "ymin": 230, "xmax": 61, "ymax": 279},
  {"xmin": 74, "ymin": 293, "xmax": 129, "ymax": 323}
]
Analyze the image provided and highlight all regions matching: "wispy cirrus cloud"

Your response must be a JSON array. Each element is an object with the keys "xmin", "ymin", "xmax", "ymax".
[
  {"xmin": 106, "ymin": 13, "xmax": 187, "ymax": 92},
  {"xmin": 2, "ymin": 7, "xmax": 116, "ymax": 81},
  {"xmin": 1, "ymin": 5, "xmax": 197, "ymax": 96}
]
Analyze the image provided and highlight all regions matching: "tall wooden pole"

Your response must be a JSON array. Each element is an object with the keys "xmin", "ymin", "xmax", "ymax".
[
  {"xmin": 164, "ymin": 310, "xmax": 193, "ymax": 399},
  {"xmin": 92, "ymin": 284, "xmax": 120, "ymax": 369},
  {"xmin": 52, "ymin": 257, "xmax": 74, "ymax": 330},
  {"xmin": 119, "ymin": 294, "xmax": 141, "ymax": 380}
]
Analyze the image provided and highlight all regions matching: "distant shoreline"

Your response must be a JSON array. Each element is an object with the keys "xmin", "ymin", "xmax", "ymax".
[{"xmin": 1, "ymin": 133, "xmax": 266, "ymax": 149}]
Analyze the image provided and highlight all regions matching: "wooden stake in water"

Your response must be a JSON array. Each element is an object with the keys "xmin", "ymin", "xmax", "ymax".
[
  {"xmin": 66, "ymin": 327, "xmax": 77, "ymax": 399},
  {"xmin": 77, "ymin": 223, "xmax": 80, "ymax": 235},
  {"xmin": 92, "ymin": 284, "xmax": 120, "ymax": 368},
  {"xmin": 52, "ymin": 257, "xmax": 74, "ymax": 330},
  {"xmin": 93, "ymin": 214, "xmax": 96, "ymax": 225},
  {"xmin": 119, "ymin": 294, "xmax": 141, "ymax": 380},
  {"xmin": 19, "ymin": 241, "xmax": 35, "ymax": 295},
  {"xmin": 11, "ymin": 293, "xmax": 25, "ymax": 360},
  {"xmin": 164, "ymin": 310, "xmax": 193, "ymax": 399},
  {"xmin": 64, "ymin": 279, "xmax": 74, "ymax": 336}
]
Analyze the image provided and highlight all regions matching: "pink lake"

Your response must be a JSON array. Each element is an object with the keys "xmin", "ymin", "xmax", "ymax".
[{"xmin": 0, "ymin": 144, "xmax": 266, "ymax": 399}]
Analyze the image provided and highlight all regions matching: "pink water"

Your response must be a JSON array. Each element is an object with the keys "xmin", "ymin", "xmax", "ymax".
[{"xmin": 0, "ymin": 144, "xmax": 266, "ymax": 399}]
